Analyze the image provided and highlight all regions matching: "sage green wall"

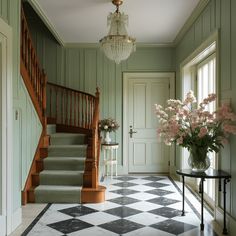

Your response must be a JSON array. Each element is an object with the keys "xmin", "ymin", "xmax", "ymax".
[
  {"xmin": 175, "ymin": 0, "xmax": 236, "ymax": 231},
  {"xmin": 0, "ymin": 0, "xmax": 42, "ymax": 224},
  {"xmin": 62, "ymin": 46, "xmax": 175, "ymax": 166},
  {"xmin": 23, "ymin": 2, "xmax": 63, "ymax": 84}
]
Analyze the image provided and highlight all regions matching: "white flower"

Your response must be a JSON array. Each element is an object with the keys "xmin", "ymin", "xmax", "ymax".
[
  {"xmin": 111, "ymin": 123, "xmax": 115, "ymax": 127},
  {"xmin": 104, "ymin": 125, "xmax": 108, "ymax": 130}
]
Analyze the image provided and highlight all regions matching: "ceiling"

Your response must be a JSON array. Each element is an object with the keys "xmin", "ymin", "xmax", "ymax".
[{"xmin": 35, "ymin": 0, "xmax": 200, "ymax": 44}]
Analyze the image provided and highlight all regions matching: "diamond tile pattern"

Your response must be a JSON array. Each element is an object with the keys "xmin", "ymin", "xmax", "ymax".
[
  {"xmin": 147, "ymin": 197, "xmax": 180, "ymax": 206},
  {"xmin": 23, "ymin": 176, "xmax": 218, "ymax": 236},
  {"xmin": 108, "ymin": 196, "xmax": 141, "ymax": 205}
]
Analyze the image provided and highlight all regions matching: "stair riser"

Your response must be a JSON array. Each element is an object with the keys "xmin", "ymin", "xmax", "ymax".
[
  {"xmin": 39, "ymin": 174, "xmax": 83, "ymax": 186},
  {"xmin": 48, "ymin": 147, "xmax": 87, "ymax": 157},
  {"xmin": 47, "ymin": 125, "xmax": 56, "ymax": 135},
  {"xmin": 35, "ymin": 190, "xmax": 81, "ymax": 203},
  {"xmin": 44, "ymin": 160, "xmax": 85, "ymax": 171},
  {"xmin": 50, "ymin": 136, "xmax": 86, "ymax": 145}
]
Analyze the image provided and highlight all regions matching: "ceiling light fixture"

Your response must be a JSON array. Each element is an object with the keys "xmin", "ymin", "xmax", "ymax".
[{"xmin": 100, "ymin": 0, "xmax": 136, "ymax": 64}]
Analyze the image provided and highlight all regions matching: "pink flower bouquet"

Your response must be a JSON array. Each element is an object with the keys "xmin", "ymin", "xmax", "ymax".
[{"xmin": 155, "ymin": 91, "xmax": 236, "ymax": 154}]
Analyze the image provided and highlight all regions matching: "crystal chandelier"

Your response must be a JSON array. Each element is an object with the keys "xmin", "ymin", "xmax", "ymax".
[{"xmin": 100, "ymin": 0, "xmax": 136, "ymax": 64}]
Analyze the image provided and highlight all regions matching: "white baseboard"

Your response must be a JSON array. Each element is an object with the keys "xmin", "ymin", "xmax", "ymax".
[
  {"xmin": 10, "ymin": 208, "xmax": 22, "ymax": 235},
  {"xmin": 215, "ymin": 206, "xmax": 236, "ymax": 234},
  {"xmin": 0, "ymin": 216, "xmax": 6, "ymax": 236}
]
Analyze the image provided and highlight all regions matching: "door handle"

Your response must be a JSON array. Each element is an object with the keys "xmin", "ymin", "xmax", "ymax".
[{"xmin": 129, "ymin": 125, "xmax": 137, "ymax": 138}]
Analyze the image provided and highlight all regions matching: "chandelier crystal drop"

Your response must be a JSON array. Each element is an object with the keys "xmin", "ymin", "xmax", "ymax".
[{"xmin": 100, "ymin": 0, "xmax": 136, "ymax": 64}]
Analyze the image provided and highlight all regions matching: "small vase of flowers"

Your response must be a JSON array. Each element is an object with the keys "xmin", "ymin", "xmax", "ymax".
[
  {"xmin": 155, "ymin": 91, "xmax": 236, "ymax": 172},
  {"xmin": 99, "ymin": 118, "xmax": 119, "ymax": 143}
]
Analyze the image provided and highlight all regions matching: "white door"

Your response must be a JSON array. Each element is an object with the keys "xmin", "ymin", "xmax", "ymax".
[
  {"xmin": 0, "ymin": 18, "xmax": 13, "ymax": 236},
  {"xmin": 123, "ymin": 73, "xmax": 175, "ymax": 173}
]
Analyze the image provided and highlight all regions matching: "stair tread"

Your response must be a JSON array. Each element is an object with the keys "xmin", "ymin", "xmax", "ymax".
[
  {"xmin": 50, "ymin": 133, "xmax": 86, "ymax": 137},
  {"xmin": 48, "ymin": 145, "xmax": 87, "ymax": 148},
  {"xmin": 40, "ymin": 170, "xmax": 84, "ymax": 175},
  {"xmin": 35, "ymin": 185, "xmax": 82, "ymax": 191},
  {"xmin": 45, "ymin": 156, "xmax": 86, "ymax": 159},
  {"xmin": 44, "ymin": 157, "xmax": 86, "ymax": 161}
]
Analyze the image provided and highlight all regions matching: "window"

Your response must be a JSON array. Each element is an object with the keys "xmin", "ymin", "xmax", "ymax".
[
  {"xmin": 181, "ymin": 40, "xmax": 217, "ymax": 209},
  {"xmin": 196, "ymin": 53, "xmax": 216, "ymax": 205}
]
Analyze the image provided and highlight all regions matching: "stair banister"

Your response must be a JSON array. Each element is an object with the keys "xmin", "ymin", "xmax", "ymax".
[{"xmin": 20, "ymin": 6, "xmax": 49, "ymax": 204}]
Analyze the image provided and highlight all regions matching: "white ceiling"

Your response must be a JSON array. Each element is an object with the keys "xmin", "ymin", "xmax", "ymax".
[{"xmin": 35, "ymin": 0, "xmax": 200, "ymax": 44}]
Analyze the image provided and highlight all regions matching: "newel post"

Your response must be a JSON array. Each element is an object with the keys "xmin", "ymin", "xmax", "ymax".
[{"xmin": 91, "ymin": 87, "xmax": 100, "ymax": 189}]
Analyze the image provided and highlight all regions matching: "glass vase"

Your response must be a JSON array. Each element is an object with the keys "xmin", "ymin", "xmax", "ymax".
[
  {"xmin": 104, "ymin": 131, "xmax": 111, "ymax": 144},
  {"xmin": 188, "ymin": 145, "xmax": 210, "ymax": 172}
]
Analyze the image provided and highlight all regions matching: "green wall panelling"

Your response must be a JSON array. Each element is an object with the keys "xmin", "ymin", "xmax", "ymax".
[
  {"xmin": 127, "ymin": 47, "xmax": 175, "ymax": 71},
  {"xmin": 194, "ymin": 17, "xmax": 203, "ymax": 48},
  {"xmin": 115, "ymin": 64, "xmax": 123, "ymax": 165},
  {"xmin": 9, "ymin": 0, "xmax": 20, "ymax": 99},
  {"xmin": 0, "ymin": 0, "xmax": 9, "ymax": 24},
  {"xmin": 220, "ymin": 0, "xmax": 231, "ymax": 91},
  {"xmin": 84, "ymin": 49, "xmax": 97, "ymax": 94},
  {"xmin": 231, "ymin": 0, "xmax": 236, "ymax": 219},
  {"xmin": 12, "ymin": 107, "xmax": 21, "ymax": 212},
  {"xmin": 65, "ymin": 48, "xmax": 81, "ymax": 89},
  {"xmin": 18, "ymin": 79, "xmax": 42, "ymax": 191},
  {"xmin": 24, "ymin": 2, "xmax": 62, "ymax": 84},
  {"xmin": 202, "ymin": 4, "xmax": 211, "ymax": 39},
  {"xmin": 56, "ymin": 45, "xmax": 65, "ymax": 85},
  {"xmin": 210, "ymin": 0, "xmax": 216, "ymax": 31}
]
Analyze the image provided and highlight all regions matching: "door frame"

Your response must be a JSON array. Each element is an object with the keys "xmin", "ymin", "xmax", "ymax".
[
  {"xmin": 123, "ymin": 72, "xmax": 175, "ymax": 175},
  {"xmin": 0, "ymin": 17, "xmax": 13, "ymax": 235}
]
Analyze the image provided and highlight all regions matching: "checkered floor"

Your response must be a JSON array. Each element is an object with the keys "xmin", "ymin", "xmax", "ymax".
[{"xmin": 23, "ymin": 176, "xmax": 218, "ymax": 236}]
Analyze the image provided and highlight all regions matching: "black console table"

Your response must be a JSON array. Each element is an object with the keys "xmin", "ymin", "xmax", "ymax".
[{"xmin": 176, "ymin": 169, "xmax": 231, "ymax": 235}]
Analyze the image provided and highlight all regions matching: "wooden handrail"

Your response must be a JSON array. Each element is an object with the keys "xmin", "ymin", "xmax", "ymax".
[
  {"xmin": 47, "ymin": 83, "xmax": 97, "ymax": 129},
  {"xmin": 20, "ymin": 7, "xmax": 47, "ymax": 130},
  {"xmin": 47, "ymin": 82, "xmax": 96, "ymax": 98}
]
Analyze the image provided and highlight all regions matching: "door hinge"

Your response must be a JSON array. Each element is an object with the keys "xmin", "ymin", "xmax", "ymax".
[
  {"xmin": 168, "ymin": 161, "xmax": 170, "ymax": 166},
  {"xmin": 169, "ymin": 83, "xmax": 170, "ymax": 89}
]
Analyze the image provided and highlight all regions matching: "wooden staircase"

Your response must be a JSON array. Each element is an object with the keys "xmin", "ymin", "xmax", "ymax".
[{"xmin": 20, "ymin": 7, "xmax": 105, "ymax": 204}]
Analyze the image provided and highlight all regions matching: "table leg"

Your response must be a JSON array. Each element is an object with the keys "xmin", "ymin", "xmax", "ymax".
[
  {"xmin": 111, "ymin": 149, "xmax": 113, "ymax": 179},
  {"xmin": 223, "ymin": 178, "xmax": 228, "ymax": 235},
  {"xmin": 115, "ymin": 148, "xmax": 118, "ymax": 176},
  {"xmin": 181, "ymin": 175, "xmax": 185, "ymax": 216},
  {"xmin": 200, "ymin": 178, "xmax": 205, "ymax": 231},
  {"xmin": 104, "ymin": 149, "xmax": 107, "ymax": 177}
]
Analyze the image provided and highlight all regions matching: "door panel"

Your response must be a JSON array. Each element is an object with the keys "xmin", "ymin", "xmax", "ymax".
[{"xmin": 127, "ymin": 76, "xmax": 170, "ymax": 173}]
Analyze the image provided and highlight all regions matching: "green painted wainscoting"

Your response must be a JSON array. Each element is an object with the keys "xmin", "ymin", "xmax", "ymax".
[
  {"xmin": 1, "ymin": 0, "xmax": 43, "ymax": 231},
  {"xmin": 175, "ymin": 0, "xmax": 236, "ymax": 232}
]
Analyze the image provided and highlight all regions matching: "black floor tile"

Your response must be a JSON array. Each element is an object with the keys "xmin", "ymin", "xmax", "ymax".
[
  {"xmin": 47, "ymin": 219, "xmax": 93, "ymax": 234},
  {"xmin": 149, "ymin": 207, "xmax": 182, "ymax": 218},
  {"xmin": 148, "ymin": 197, "xmax": 180, "ymax": 206},
  {"xmin": 99, "ymin": 219, "xmax": 144, "ymax": 234},
  {"xmin": 59, "ymin": 205, "xmax": 98, "ymax": 217},
  {"xmin": 108, "ymin": 196, "xmax": 140, "ymax": 205},
  {"xmin": 151, "ymin": 219, "xmax": 197, "ymax": 235},
  {"xmin": 145, "ymin": 189, "xmax": 174, "ymax": 196},
  {"xmin": 110, "ymin": 188, "xmax": 139, "ymax": 196},
  {"xmin": 144, "ymin": 182, "xmax": 169, "ymax": 188},
  {"xmin": 115, "ymin": 176, "xmax": 137, "ymax": 181},
  {"xmin": 105, "ymin": 206, "xmax": 142, "ymax": 218},
  {"xmin": 112, "ymin": 182, "xmax": 138, "ymax": 188}
]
